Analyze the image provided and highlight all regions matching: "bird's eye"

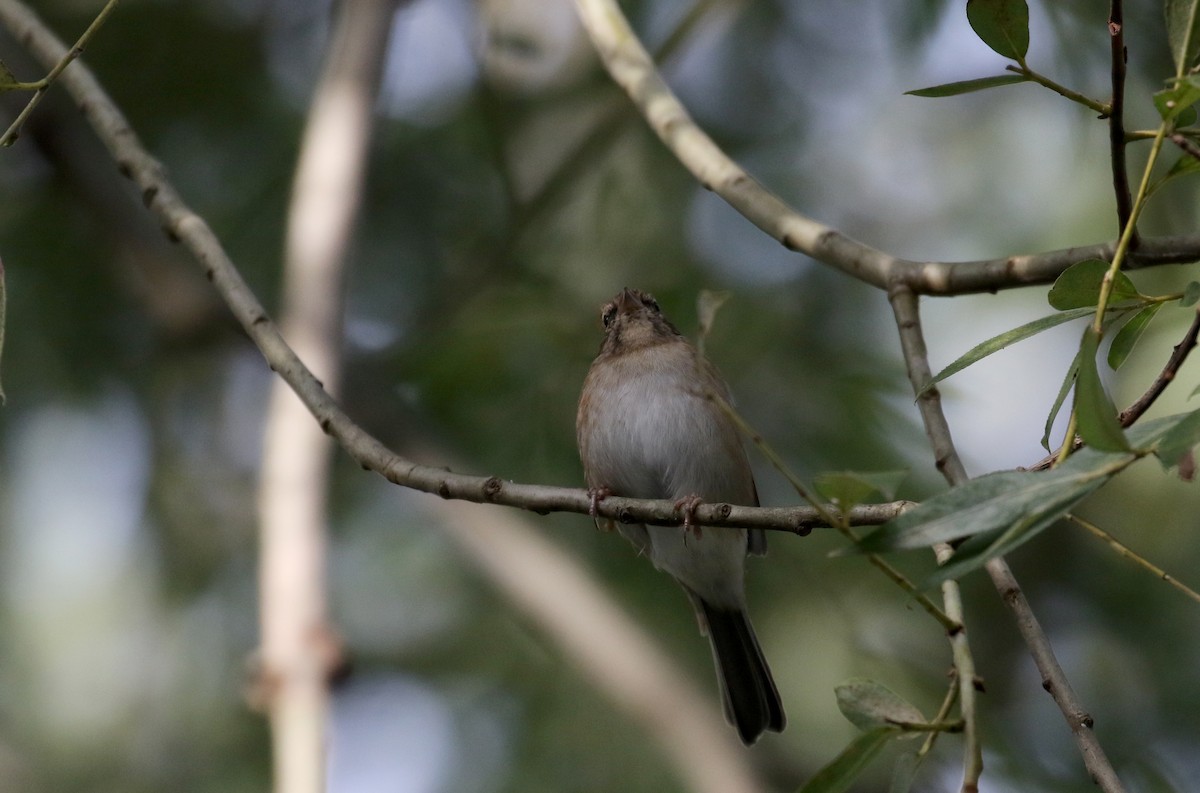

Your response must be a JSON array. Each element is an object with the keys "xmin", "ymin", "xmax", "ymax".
[{"xmin": 601, "ymin": 304, "xmax": 617, "ymax": 328}]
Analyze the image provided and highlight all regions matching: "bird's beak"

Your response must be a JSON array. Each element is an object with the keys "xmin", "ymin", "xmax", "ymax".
[{"xmin": 614, "ymin": 287, "xmax": 640, "ymax": 315}]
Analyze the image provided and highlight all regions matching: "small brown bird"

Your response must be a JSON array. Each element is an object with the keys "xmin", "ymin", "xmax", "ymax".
[{"xmin": 576, "ymin": 287, "xmax": 785, "ymax": 745}]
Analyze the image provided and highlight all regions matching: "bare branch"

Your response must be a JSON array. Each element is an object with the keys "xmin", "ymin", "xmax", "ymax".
[
  {"xmin": 888, "ymin": 288, "xmax": 1127, "ymax": 792},
  {"xmin": 0, "ymin": 0, "xmax": 118, "ymax": 147},
  {"xmin": 888, "ymin": 286, "xmax": 982, "ymax": 791},
  {"xmin": 570, "ymin": 0, "xmax": 1200, "ymax": 297}
]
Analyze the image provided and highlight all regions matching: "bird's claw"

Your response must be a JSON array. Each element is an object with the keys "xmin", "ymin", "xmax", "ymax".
[
  {"xmin": 587, "ymin": 487, "xmax": 613, "ymax": 529},
  {"xmin": 674, "ymin": 494, "xmax": 705, "ymax": 538}
]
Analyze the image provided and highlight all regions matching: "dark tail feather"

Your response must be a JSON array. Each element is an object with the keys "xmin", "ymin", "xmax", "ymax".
[{"xmin": 699, "ymin": 601, "xmax": 786, "ymax": 745}]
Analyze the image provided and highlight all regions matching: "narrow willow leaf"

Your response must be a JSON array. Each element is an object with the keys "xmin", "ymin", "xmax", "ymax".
[
  {"xmin": 1042, "ymin": 349, "xmax": 1082, "ymax": 451},
  {"xmin": 850, "ymin": 465, "xmax": 1114, "ymax": 554},
  {"xmin": 1166, "ymin": 0, "xmax": 1200, "ymax": 75},
  {"xmin": 905, "ymin": 74, "xmax": 1029, "ymax": 97},
  {"xmin": 924, "ymin": 306, "xmax": 1094, "ymax": 393},
  {"xmin": 1148, "ymin": 152, "xmax": 1200, "ymax": 198},
  {"xmin": 966, "ymin": 0, "xmax": 1030, "ymax": 60},
  {"xmin": 0, "ymin": 60, "xmax": 18, "ymax": 91},
  {"xmin": 1075, "ymin": 327, "xmax": 1132, "ymax": 452},
  {"xmin": 1153, "ymin": 76, "xmax": 1200, "ymax": 122},
  {"xmin": 925, "ymin": 411, "xmax": 1188, "ymax": 580},
  {"xmin": 836, "ymin": 679, "xmax": 926, "ymax": 732},
  {"xmin": 1048, "ymin": 259, "xmax": 1140, "ymax": 309},
  {"xmin": 1155, "ymin": 407, "xmax": 1200, "ymax": 469},
  {"xmin": 799, "ymin": 727, "xmax": 900, "ymax": 793},
  {"xmin": 854, "ymin": 415, "xmax": 1190, "ymax": 576},
  {"xmin": 889, "ymin": 751, "xmax": 921, "ymax": 793},
  {"xmin": 925, "ymin": 502, "xmax": 1074, "ymax": 586},
  {"xmin": 1108, "ymin": 303, "xmax": 1163, "ymax": 370},
  {"xmin": 815, "ymin": 471, "xmax": 909, "ymax": 510},
  {"xmin": 1183, "ymin": 282, "xmax": 1200, "ymax": 307}
]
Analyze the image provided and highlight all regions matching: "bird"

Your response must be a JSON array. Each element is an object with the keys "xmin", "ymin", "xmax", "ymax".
[{"xmin": 576, "ymin": 287, "xmax": 785, "ymax": 745}]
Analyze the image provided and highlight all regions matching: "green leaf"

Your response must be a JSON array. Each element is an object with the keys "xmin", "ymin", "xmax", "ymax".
[
  {"xmin": 1041, "ymin": 349, "xmax": 1081, "ymax": 451},
  {"xmin": 1153, "ymin": 76, "xmax": 1200, "ymax": 122},
  {"xmin": 835, "ymin": 679, "xmax": 926, "ymax": 732},
  {"xmin": 889, "ymin": 751, "xmax": 921, "ymax": 793},
  {"xmin": 1148, "ymin": 152, "xmax": 1200, "ymax": 198},
  {"xmin": 1166, "ymin": 0, "xmax": 1200, "ymax": 75},
  {"xmin": 1108, "ymin": 303, "xmax": 1162, "ymax": 370},
  {"xmin": 924, "ymin": 306, "xmax": 1095, "ymax": 393},
  {"xmin": 1155, "ymin": 407, "xmax": 1200, "ymax": 468},
  {"xmin": 905, "ymin": 74, "xmax": 1029, "ymax": 97},
  {"xmin": 1047, "ymin": 259, "xmax": 1141, "ymax": 309},
  {"xmin": 851, "ymin": 415, "xmax": 1193, "ymax": 577},
  {"xmin": 815, "ymin": 471, "xmax": 908, "ymax": 510},
  {"xmin": 0, "ymin": 60, "xmax": 18, "ymax": 92},
  {"xmin": 1183, "ymin": 282, "xmax": 1200, "ymax": 307},
  {"xmin": 850, "ymin": 466, "xmax": 1113, "ymax": 554},
  {"xmin": 925, "ymin": 507, "xmax": 1067, "ymax": 586},
  {"xmin": 1075, "ymin": 326, "xmax": 1132, "ymax": 452},
  {"xmin": 798, "ymin": 727, "xmax": 900, "ymax": 793},
  {"xmin": 929, "ymin": 414, "xmax": 1200, "ymax": 582},
  {"xmin": 966, "ymin": 0, "xmax": 1030, "ymax": 61}
]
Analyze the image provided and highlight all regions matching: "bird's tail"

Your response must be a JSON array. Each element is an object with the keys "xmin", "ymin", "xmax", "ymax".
[{"xmin": 699, "ymin": 600, "xmax": 786, "ymax": 745}]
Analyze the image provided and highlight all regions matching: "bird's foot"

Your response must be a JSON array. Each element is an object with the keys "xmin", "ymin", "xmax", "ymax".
[
  {"xmin": 674, "ymin": 494, "xmax": 705, "ymax": 538},
  {"xmin": 587, "ymin": 487, "xmax": 613, "ymax": 528}
]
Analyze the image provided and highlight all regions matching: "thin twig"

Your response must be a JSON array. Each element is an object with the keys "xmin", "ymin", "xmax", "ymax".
[
  {"xmin": 1066, "ymin": 514, "xmax": 1200, "ymax": 605},
  {"xmin": 919, "ymin": 680, "xmax": 961, "ymax": 758},
  {"xmin": 1170, "ymin": 131, "xmax": 1200, "ymax": 161},
  {"xmin": 1004, "ymin": 63, "xmax": 1110, "ymax": 116},
  {"xmin": 1030, "ymin": 275, "xmax": 1200, "ymax": 473},
  {"xmin": 1108, "ymin": 0, "xmax": 1138, "ymax": 250},
  {"xmin": 708, "ymin": 389, "xmax": 958, "ymax": 632},
  {"xmin": 889, "ymin": 285, "xmax": 1126, "ymax": 793},
  {"xmin": 0, "ymin": 0, "xmax": 119, "ymax": 147},
  {"xmin": 1118, "ymin": 303, "xmax": 1200, "ymax": 426}
]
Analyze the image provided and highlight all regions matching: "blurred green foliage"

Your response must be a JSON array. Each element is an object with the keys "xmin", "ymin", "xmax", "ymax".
[{"xmin": 2, "ymin": 1, "xmax": 1200, "ymax": 792}]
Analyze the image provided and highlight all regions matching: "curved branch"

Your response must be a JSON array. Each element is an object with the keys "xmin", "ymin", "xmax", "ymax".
[
  {"xmin": 571, "ymin": 0, "xmax": 1200, "ymax": 297},
  {"xmin": 0, "ymin": 0, "xmax": 908, "ymax": 541}
]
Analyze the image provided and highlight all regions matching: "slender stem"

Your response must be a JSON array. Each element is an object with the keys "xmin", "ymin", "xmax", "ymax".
[
  {"xmin": 0, "ymin": 0, "xmax": 119, "ymax": 147},
  {"xmin": 1171, "ymin": 131, "xmax": 1200, "ymax": 161},
  {"xmin": 1067, "ymin": 514, "xmax": 1200, "ymax": 605},
  {"xmin": 919, "ymin": 681, "xmax": 961, "ymax": 758},
  {"xmin": 1093, "ymin": 127, "xmax": 1169, "ymax": 332},
  {"xmin": 710, "ymin": 389, "xmax": 960, "ymax": 631},
  {"xmin": 1005, "ymin": 63, "xmax": 1111, "ymax": 116},
  {"xmin": 1117, "ymin": 303, "xmax": 1200, "ymax": 426}
]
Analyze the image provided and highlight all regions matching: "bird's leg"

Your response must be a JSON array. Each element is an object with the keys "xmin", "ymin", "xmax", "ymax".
[
  {"xmin": 674, "ymin": 494, "xmax": 705, "ymax": 538},
  {"xmin": 587, "ymin": 486, "xmax": 613, "ymax": 530}
]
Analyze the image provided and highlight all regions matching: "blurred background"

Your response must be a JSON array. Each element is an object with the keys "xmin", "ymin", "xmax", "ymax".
[{"xmin": 2, "ymin": 0, "xmax": 1200, "ymax": 790}]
